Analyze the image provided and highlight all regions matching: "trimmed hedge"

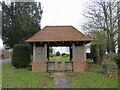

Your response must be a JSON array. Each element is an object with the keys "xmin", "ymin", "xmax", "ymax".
[
  {"xmin": 66, "ymin": 53, "xmax": 70, "ymax": 57},
  {"xmin": 49, "ymin": 53, "xmax": 54, "ymax": 57},
  {"xmin": 62, "ymin": 53, "xmax": 66, "ymax": 57},
  {"xmin": 12, "ymin": 44, "xmax": 31, "ymax": 68},
  {"xmin": 56, "ymin": 51, "xmax": 60, "ymax": 56}
]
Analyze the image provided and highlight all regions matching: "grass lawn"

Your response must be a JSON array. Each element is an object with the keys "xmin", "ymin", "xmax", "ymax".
[
  {"xmin": 2, "ymin": 63, "xmax": 55, "ymax": 88},
  {"xmin": 1, "ymin": 57, "xmax": 119, "ymax": 88},
  {"xmin": 49, "ymin": 56, "xmax": 70, "ymax": 62},
  {"xmin": 67, "ymin": 72, "xmax": 119, "ymax": 88}
]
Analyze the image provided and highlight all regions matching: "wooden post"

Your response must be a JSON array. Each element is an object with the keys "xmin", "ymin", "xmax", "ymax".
[
  {"xmin": 72, "ymin": 43, "xmax": 75, "ymax": 61},
  {"xmin": 44, "ymin": 43, "xmax": 48, "ymax": 61},
  {"xmin": 47, "ymin": 46, "xmax": 49, "ymax": 61},
  {"xmin": 32, "ymin": 43, "xmax": 47, "ymax": 72},
  {"xmin": 33, "ymin": 43, "xmax": 36, "ymax": 62},
  {"xmin": 69, "ymin": 46, "xmax": 73, "ymax": 61},
  {"xmin": 83, "ymin": 43, "xmax": 86, "ymax": 61},
  {"xmin": 72, "ymin": 42, "xmax": 88, "ymax": 72}
]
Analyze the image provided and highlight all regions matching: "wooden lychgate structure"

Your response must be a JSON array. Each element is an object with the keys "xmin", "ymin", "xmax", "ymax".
[{"xmin": 26, "ymin": 26, "xmax": 93, "ymax": 72}]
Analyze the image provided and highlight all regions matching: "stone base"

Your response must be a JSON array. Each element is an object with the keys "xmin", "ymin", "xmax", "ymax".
[
  {"xmin": 73, "ymin": 61, "xmax": 88, "ymax": 72},
  {"xmin": 32, "ymin": 62, "xmax": 47, "ymax": 72}
]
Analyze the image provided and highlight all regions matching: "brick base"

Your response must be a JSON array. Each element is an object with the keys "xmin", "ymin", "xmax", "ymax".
[
  {"xmin": 73, "ymin": 61, "xmax": 88, "ymax": 72},
  {"xmin": 32, "ymin": 62, "xmax": 47, "ymax": 72}
]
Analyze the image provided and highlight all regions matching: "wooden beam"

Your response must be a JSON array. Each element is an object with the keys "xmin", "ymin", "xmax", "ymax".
[
  {"xmin": 83, "ymin": 43, "xmax": 86, "ymax": 61},
  {"xmin": 72, "ymin": 43, "xmax": 75, "ymax": 61},
  {"xmin": 69, "ymin": 46, "xmax": 73, "ymax": 61},
  {"xmin": 47, "ymin": 46, "xmax": 49, "ymax": 61},
  {"xmin": 33, "ymin": 43, "xmax": 36, "ymax": 62},
  {"xmin": 44, "ymin": 43, "xmax": 48, "ymax": 61}
]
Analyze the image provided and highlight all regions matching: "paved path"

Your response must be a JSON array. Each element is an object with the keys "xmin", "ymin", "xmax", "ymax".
[
  {"xmin": 0, "ymin": 58, "xmax": 11, "ymax": 66},
  {"xmin": 53, "ymin": 72, "xmax": 70, "ymax": 88}
]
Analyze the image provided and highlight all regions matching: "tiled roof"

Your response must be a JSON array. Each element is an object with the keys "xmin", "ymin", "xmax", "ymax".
[{"xmin": 26, "ymin": 26, "xmax": 93, "ymax": 42}]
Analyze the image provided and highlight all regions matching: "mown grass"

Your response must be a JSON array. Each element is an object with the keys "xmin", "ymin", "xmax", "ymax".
[
  {"xmin": 49, "ymin": 56, "xmax": 70, "ymax": 62},
  {"xmin": 2, "ymin": 57, "xmax": 119, "ymax": 88},
  {"xmin": 67, "ymin": 72, "xmax": 119, "ymax": 88},
  {"xmin": 2, "ymin": 63, "xmax": 55, "ymax": 88}
]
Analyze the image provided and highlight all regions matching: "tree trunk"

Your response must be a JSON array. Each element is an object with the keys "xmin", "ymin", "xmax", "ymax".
[
  {"xmin": 118, "ymin": 1, "xmax": 120, "ymax": 54},
  {"xmin": 95, "ymin": 44, "xmax": 101, "ymax": 64},
  {"xmin": 109, "ymin": 3, "xmax": 116, "ymax": 53},
  {"xmin": 107, "ymin": 35, "xmax": 111, "ymax": 53},
  {"xmin": 110, "ymin": 35, "xmax": 116, "ymax": 53}
]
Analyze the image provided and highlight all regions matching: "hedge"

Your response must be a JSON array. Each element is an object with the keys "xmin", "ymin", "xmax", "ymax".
[
  {"xmin": 12, "ymin": 44, "xmax": 31, "ymax": 68},
  {"xmin": 49, "ymin": 53, "xmax": 54, "ymax": 57},
  {"xmin": 113, "ymin": 54, "xmax": 120, "ymax": 69},
  {"xmin": 56, "ymin": 51, "xmax": 60, "ymax": 56}
]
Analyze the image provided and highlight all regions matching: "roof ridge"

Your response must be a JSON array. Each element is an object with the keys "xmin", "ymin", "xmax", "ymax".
[{"xmin": 45, "ymin": 25, "xmax": 73, "ymax": 27}]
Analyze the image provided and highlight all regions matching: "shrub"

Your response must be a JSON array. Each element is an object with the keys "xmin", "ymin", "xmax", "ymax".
[
  {"xmin": 29, "ymin": 43, "xmax": 33, "ymax": 55},
  {"xmin": 90, "ymin": 44, "xmax": 97, "ymax": 62},
  {"xmin": 86, "ymin": 53, "xmax": 92, "ymax": 59},
  {"xmin": 56, "ymin": 51, "xmax": 60, "ymax": 56},
  {"xmin": 113, "ymin": 54, "xmax": 120, "ymax": 68},
  {"xmin": 49, "ymin": 53, "xmax": 54, "ymax": 57},
  {"xmin": 63, "ymin": 55, "xmax": 67, "ymax": 58},
  {"xmin": 12, "ymin": 44, "xmax": 31, "ymax": 68},
  {"xmin": 27, "ymin": 63, "xmax": 32, "ymax": 71},
  {"xmin": 100, "ymin": 64, "xmax": 109, "ymax": 74},
  {"xmin": 66, "ymin": 53, "xmax": 70, "ymax": 57},
  {"xmin": 87, "ymin": 58, "xmax": 94, "ymax": 63},
  {"xmin": 106, "ymin": 53, "xmax": 118, "ymax": 61},
  {"xmin": 62, "ymin": 53, "xmax": 66, "ymax": 57},
  {"xmin": 90, "ymin": 44, "xmax": 106, "ymax": 63}
]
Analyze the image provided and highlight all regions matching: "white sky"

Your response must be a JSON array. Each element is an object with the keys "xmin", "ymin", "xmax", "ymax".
[
  {"xmin": 0, "ymin": 0, "xmax": 91, "ymax": 53},
  {"xmin": 36, "ymin": 0, "xmax": 90, "ymax": 53},
  {"xmin": 37, "ymin": 0, "xmax": 90, "ymax": 30}
]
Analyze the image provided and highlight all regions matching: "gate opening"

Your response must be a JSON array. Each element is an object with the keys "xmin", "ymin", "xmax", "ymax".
[
  {"xmin": 49, "ymin": 46, "xmax": 70, "ymax": 62},
  {"xmin": 47, "ymin": 46, "xmax": 73, "ymax": 72}
]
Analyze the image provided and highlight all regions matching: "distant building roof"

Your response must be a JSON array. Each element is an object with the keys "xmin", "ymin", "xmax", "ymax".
[{"xmin": 26, "ymin": 26, "xmax": 93, "ymax": 42}]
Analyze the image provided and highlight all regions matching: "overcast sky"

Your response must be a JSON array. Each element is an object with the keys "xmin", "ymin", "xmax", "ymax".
[
  {"xmin": 35, "ymin": 0, "xmax": 91, "ymax": 53},
  {"xmin": 0, "ymin": 0, "xmax": 91, "ymax": 50},
  {"xmin": 37, "ymin": 0, "xmax": 90, "ymax": 30}
]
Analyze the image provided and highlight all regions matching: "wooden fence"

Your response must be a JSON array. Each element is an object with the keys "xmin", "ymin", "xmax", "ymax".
[{"xmin": 47, "ymin": 61, "xmax": 73, "ymax": 72}]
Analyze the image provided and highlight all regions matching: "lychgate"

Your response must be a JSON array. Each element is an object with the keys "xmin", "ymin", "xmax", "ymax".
[{"xmin": 26, "ymin": 26, "xmax": 93, "ymax": 72}]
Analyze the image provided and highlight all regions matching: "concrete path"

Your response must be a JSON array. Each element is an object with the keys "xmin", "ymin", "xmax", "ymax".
[
  {"xmin": 0, "ymin": 58, "xmax": 11, "ymax": 66},
  {"xmin": 53, "ymin": 72, "xmax": 70, "ymax": 88}
]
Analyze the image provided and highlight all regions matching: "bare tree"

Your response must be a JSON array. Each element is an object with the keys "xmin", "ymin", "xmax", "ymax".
[{"xmin": 82, "ymin": 1, "xmax": 118, "ymax": 54}]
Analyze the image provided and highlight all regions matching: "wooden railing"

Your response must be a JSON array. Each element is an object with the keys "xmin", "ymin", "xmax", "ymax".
[{"xmin": 47, "ymin": 61, "xmax": 73, "ymax": 72}]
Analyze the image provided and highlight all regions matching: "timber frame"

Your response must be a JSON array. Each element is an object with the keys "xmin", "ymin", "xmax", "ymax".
[{"xmin": 26, "ymin": 26, "xmax": 93, "ymax": 72}]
